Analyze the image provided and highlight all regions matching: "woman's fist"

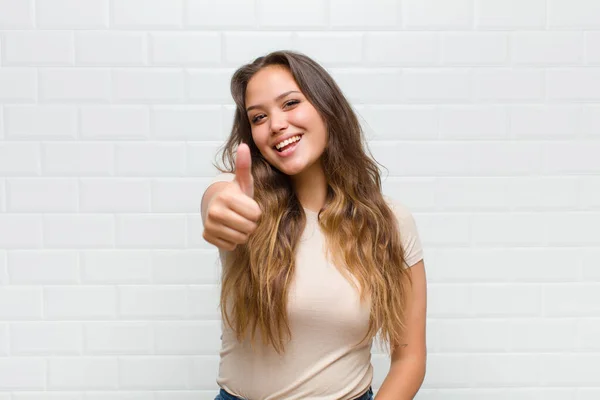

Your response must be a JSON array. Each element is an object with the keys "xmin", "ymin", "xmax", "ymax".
[{"xmin": 202, "ymin": 144, "xmax": 261, "ymax": 251}]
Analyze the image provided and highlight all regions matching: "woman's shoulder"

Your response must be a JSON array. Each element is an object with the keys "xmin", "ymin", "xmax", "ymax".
[{"xmin": 382, "ymin": 195, "xmax": 416, "ymax": 223}]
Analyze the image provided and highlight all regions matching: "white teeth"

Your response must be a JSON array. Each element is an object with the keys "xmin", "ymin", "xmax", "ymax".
[{"xmin": 275, "ymin": 135, "xmax": 301, "ymax": 150}]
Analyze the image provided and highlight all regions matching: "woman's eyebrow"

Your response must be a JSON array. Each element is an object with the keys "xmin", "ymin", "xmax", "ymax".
[{"xmin": 246, "ymin": 90, "xmax": 301, "ymax": 112}]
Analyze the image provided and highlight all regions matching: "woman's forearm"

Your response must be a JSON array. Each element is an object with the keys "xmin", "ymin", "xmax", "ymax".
[{"xmin": 374, "ymin": 356, "xmax": 426, "ymax": 400}]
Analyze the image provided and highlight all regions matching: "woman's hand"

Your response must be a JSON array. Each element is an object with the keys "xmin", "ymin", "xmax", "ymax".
[{"xmin": 202, "ymin": 144, "xmax": 262, "ymax": 251}]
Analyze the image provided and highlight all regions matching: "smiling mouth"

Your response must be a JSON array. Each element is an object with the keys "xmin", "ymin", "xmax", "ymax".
[{"xmin": 273, "ymin": 134, "xmax": 303, "ymax": 152}]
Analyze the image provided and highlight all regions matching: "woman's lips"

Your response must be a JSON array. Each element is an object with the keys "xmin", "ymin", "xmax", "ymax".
[{"xmin": 274, "ymin": 136, "xmax": 301, "ymax": 157}]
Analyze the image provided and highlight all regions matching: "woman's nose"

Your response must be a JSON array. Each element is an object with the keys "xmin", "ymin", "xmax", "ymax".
[{"xmin": 270, "ymin": 112, "xmax": 289, "ymax": 133}]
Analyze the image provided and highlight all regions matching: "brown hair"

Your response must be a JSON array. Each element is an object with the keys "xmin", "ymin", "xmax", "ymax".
[{"xmin": 215, "ymin": 50, "xmax": 412, "ymax": 355}]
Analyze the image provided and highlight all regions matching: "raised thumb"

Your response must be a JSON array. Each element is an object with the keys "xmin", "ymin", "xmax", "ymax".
[{"xmin": 235, "ymin": 143, "xmax": 254, "ymax": 198}]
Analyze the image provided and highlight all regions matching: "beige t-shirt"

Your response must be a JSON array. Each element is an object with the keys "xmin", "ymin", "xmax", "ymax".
[{"xmin": 205, "ymin": 173, "xmax": 424, "ymax": 400}]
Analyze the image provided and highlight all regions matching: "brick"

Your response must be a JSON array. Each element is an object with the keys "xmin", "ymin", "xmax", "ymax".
[
  {"xmin": 45, "ymin": 286, "xmax": 117, "ymax": 319},
  {"xmin": 10, "ymin": 322, "xmax": 81, "ymax": 355},
  {"xmin": 151, "ymin": 178, "xmax": 207, "ymax": 213},
  {"xmin": 80, "ymin": 178, "xmax": 150, "ymax": 213},
  {"xmin": 582, "ymin": 249, "xmax": 600, "ymax": 280},
  {"xmin": 4, "ymin": 31, "xmax": 73, "ymax": 66},
  {"xmin": 119, "ymin": 357, "xmax": 189, "ymax": 389},
  {"xmin": 548, "ymin": 0, "xmax": 600, "ymax": 28},
  {"xmin": 42, "ymin": 142, "xmax": 113, "ymax": 176},
  {"xmin": 0, "ymin": 158, "xmax": 31, "ymax": 199},
  {"xmin": 154, "ymin": 320, "xmax": 221, "ymax": 354},
  {"xmin": 470, "ymin": 142, "xmax": 542, "ymax": 175},
  {"xmin": 578, "ymin": 317, "xmax": 600, "ymax": 350},
  {"xmin": 84, "ymin": 322, "xmax": 152, "ymax": 354},
  {"xmin": 328, "ymin": 69, "xmax": 403, "ymax": 103},
  {"xmin": 152, "ymin": 250, "xmax": 220, "ymax": 284},
  {"xmin": 5, "ymin": 106, "xmax": 78, "ymax": 139},
  {"xmin": 428, "ymin": 284, "xmax": 471, "ymax": 317},
  {"xmin": 115, "ymin": 143, "xmax": 185, "ymax": 176},
  {"xmin": 116, "ymin": 215, "xmax": 186, "ymax": 248},
  {"xmin": 360, "ymin": 105, "xmax": 438, "ymax": 139},
  {"xmin": 330, "ymin": 0, "xmax": 400, "ymax": 28},
  {"xmin": 0, "ymin": 69, "xmax": 37, "ymax": 102},
  {"xmin": 543, "ymin": 284, "xmax": 600, "ymax": 316},
  {"xmin": 364, "ymin": 33, "xmax": 439, "ymax": 66},
  {"xmin": 586, "ymin": 31, "xmax": 600, "ymax": 64},
  {"xmin": 0, "ymin": 215, "xmax": 43, "ymax": 249},
  {"xmin": 0, "ymin": 0, "xmax": 33, "ymax": 28},
  {"xmin": 119, "ymin": 286, "xmax": 187, "ymax": 318},
  {"xmin": 186, "ymin": 143, "xmax": 229, "ymax": 176},
  {"xmin": 43, "ymin": 215, "xmax": 114, "ymax": 248},
  {"xmin": 426, "ymin": 248, "xmax": 580, "ymax": 283},
  {"xmin": 401, "ymin": 69, "xmax": 471, "ymax": 102},
  {"xmin": 542, "ymin": 141, "xmax": 600, "ymax": 174},
  {"xmin": 151, "ymin": 106, "xmax": 223, "ymax": 140},
  {"xmin": 36, "ymin": 0, "xmax": 108, "ymax": 28},
  {"xmin": 75, "ymin": 32, "xmax": 145, "ymax": 66},
  {"xmin": 474, "ymin": 69, "xmax": 545, "ymax": 101},
  {"xmin": 81, "ymin": 106, "xmax": 149, "ymax": 139},
  {"xmin": 547, "ymin": 68, "xmax": 600, "ymax": 101},
  {"xmin": 404, "ymin": 0, "xmax": 472, "ymax": 29},
  {"xmin": 581, "ymin": 176, "xmax": 600, "ymax": 210},
  {"xmin": 112, "ymin": 0, "xmax": 182, "ymax": 28},
  {"xmin": 442, "ymin": 33, "xmax": 508, "ymax": 65},
  {"xmin": 470, "ymin": 213, "xmax": 548, "ymax": 246},
  {"xmin": 112, "ymin": 69, "xmax": 185, "ymax": 103},
  {"xmin": 39, "ymin": 69, "xmax": 110, "ymax": 102},
  {"xmin": 0, "ymin": 358, "xmax": 45, "ymax": 389},
  {"xmin": 509, "ymin": 319, "xmax": 577, "ymax": 351},
  {"xmin": 187, "ymin": 69, "xmax": 234, "ymax": 104},
  {"xmin": 48, "ymin": 358, "xmax": 118, "ymax": 389},
  {"xmin": 188, "ymin": 285, "xmax": 220, "ymax": 318},
  {"xmin": 429, "ymin": 319, "xmax": 509, "ymax": 352},
  {"xmin": 475, "ymin": 0, "xmax": 546, "ymax": 29},
  {"xmin": 189, "ymin": 356, "xmax": 220, "ymax": 388},
  {"xmin": 185, "ymin": 0, "xmax": 256, "ymax": 28},
  {"xmin": 582, "ymin": 105, "xmax": 600, "ymax": 137},
  {"xmin": 81, "ymin": 250, "xmax": 152, "ymax": 284},
  {"xmin": 508, "ymin": 177, "xmax": 579, "ymax": 210},
  {"xmin": 544, "ymin": 212, "xmax": 600, "ymax": 246},
  {"xmin": 294, "ymin": 33, "xmax": 363, "ymax": 65},
  {"xmin": 258, "ymin": 0, "xmax": 326, "ymax": 28},
  {"xmin": 509, "ymin": 105, "xmax": 581, "ymax": 137},
  {"xmin": 150, "ymin": 33, "xmax": 221, "ymax": 66},
  {"xmin": 0, "ymin": 324, "xmax": 6, "ymax": 355},
  {"xmin": 439, "ymin": 105, "xmax": 509, "ymax": 139},
  {"xmin": 511, "ymin": 32, "xmax": 583, "ymax": 65},
  {"xmin": 223, "ymin": 33, "xmax": 293, "ymax": 64},
  {"xmin": 7, "ymin": 250, "xmax": 79, "ymax": 284},
  {"xmin": 369, "ymin": 141, "xmax": 471, "ymax": 176},
  {"xmin": 471, "ymin": 284, "xmax": 542, "ymax": 317},
  {"xmin": 539, "ymin": 354, "xmax": 600, "ymax": 385},
  {"xmin": 0, "ymin": 287, "xmax": 42, "ymax": 319}
]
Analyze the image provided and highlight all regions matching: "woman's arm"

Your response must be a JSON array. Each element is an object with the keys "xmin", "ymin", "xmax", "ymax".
[{"xmin": 375, "ymin": 259, "xmax": 427, "ymax": 400}]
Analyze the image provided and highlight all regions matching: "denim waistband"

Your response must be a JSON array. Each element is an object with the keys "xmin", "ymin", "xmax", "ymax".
[{"xmin": 218, "ymin": 386, "xmax": 373, "ymax": 400}]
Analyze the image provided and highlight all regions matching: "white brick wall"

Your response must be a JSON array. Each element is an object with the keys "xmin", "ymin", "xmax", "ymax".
[{"xmin": 0, "ymin": 0, "xmax": 598, "ymax": 398}]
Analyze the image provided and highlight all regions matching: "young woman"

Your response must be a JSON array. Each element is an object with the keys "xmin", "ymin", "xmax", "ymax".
[{"xmin": 201, "ymin": 50, "xmax": 427, "ymax": 400}]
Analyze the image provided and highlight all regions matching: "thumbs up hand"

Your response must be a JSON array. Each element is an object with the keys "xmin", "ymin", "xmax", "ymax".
[
  {"xmin": 202, "ymin": 143, "xmax": 262, "ymax": 251},
  {"xmin": 234, "ymin": 143, "xmax": 254, "ymax": 199}
]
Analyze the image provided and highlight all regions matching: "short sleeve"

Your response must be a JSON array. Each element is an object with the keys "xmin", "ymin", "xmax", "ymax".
[
  {"xmin": 210, "ymin": 172, "xmax": 235, "ymax": 185},
  {"xmin": 385, "ymin": 197, "xmax": 424, "ymax": 269}
]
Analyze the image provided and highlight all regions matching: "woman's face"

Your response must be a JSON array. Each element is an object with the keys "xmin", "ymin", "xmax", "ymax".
[{"xmin": 245, "ymin": 65, "xmax": 328, "ymax": 177}]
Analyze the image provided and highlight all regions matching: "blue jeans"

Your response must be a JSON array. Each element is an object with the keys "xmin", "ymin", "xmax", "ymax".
[{"xmin": 215, "ymin": 386, "xmax": 374, "ymax": 400}]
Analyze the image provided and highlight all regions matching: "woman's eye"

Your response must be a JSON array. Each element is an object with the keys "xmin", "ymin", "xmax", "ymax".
[
  {"xmin": 284, "ymin": 100, "xmax": 299, "ymax": 108},
  {"xmin": 252, "ymin": 115, "xmax": 265, "ymax": 123}
]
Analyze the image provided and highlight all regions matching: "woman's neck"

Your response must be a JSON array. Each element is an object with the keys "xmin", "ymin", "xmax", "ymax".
[{"xmin": 291, "ymin": 161, "xmax": 327, "ymax": 213}]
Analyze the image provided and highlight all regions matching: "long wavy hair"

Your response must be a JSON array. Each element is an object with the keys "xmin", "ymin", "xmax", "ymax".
[{"xmin": 215, "ymin": 50, "xmax": 412, "ymax": 356}]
